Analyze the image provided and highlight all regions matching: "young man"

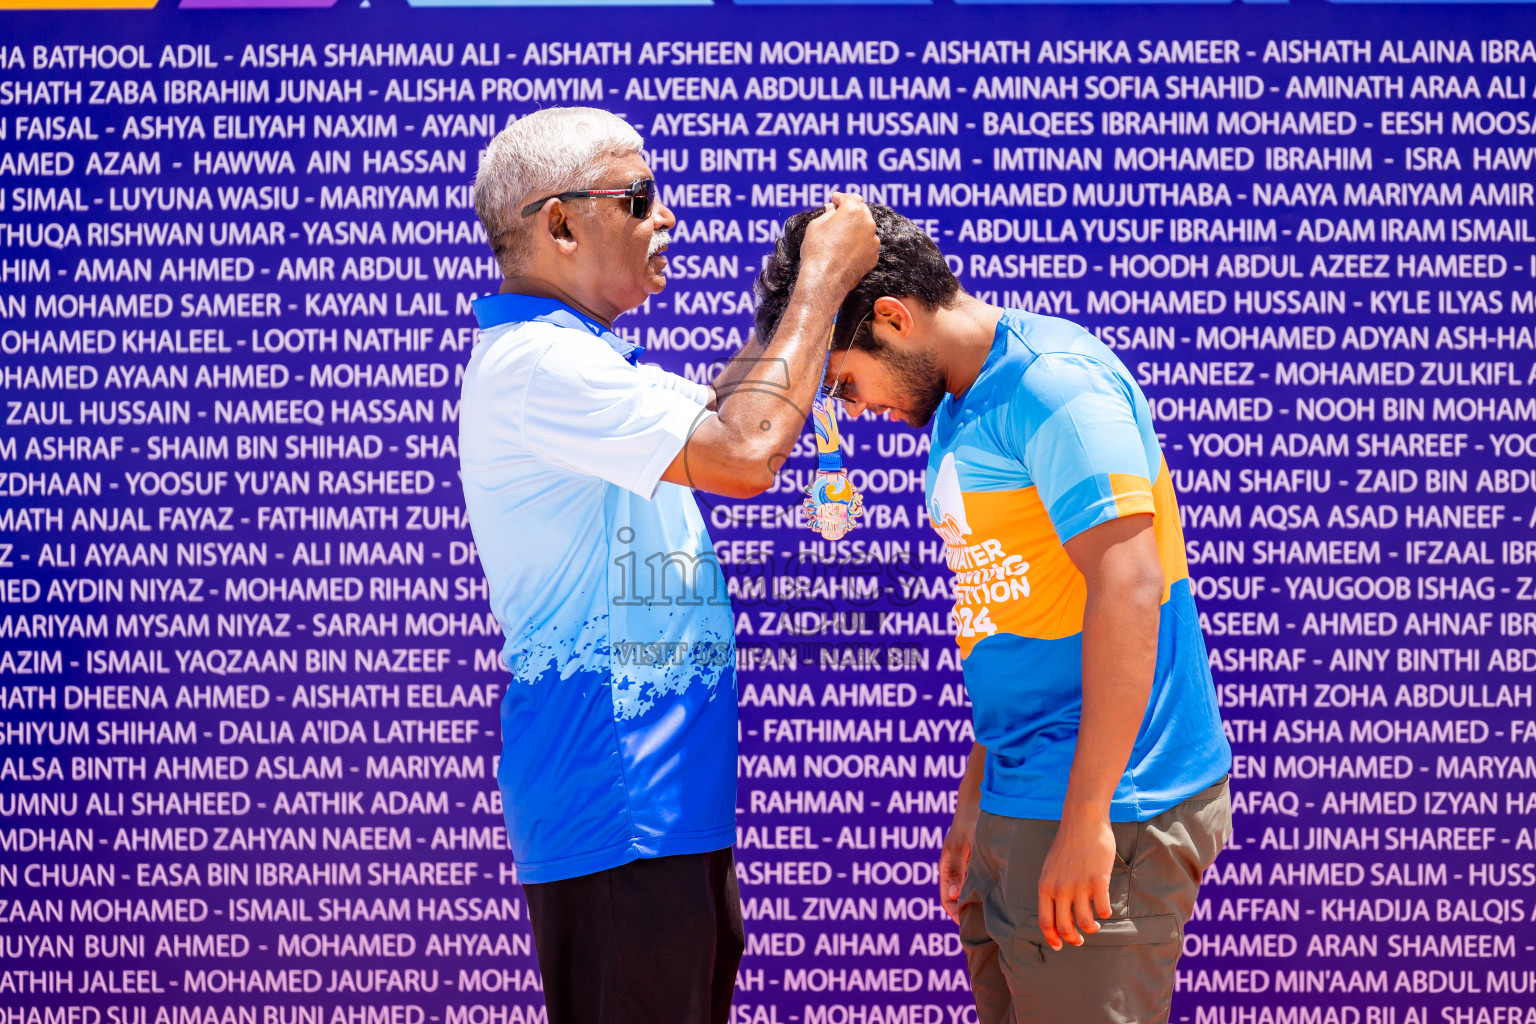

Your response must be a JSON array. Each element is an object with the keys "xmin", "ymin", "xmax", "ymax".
[
  {"xmin": 460, "ymin": 108, "xmax": 877, "ymax": 1024},
  {"xmin": 753, "ymin": 206, "xmax": 1232, "ymax": 1024}
]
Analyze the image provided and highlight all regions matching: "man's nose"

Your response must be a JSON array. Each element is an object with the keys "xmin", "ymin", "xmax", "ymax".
[{"xmin": 653, "ymin": 200, "xmax": 676, "ymax": 230}]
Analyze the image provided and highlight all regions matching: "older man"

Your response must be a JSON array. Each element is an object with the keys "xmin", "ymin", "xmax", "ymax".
[{"xmin": 458, "ymin": 107, "xmax": 876, "ymax": 1024}]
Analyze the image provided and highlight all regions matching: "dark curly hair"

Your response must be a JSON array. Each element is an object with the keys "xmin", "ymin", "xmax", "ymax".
[{"xmin": 753, "ymin": 204, "xmax": 961, "ymax": 353}]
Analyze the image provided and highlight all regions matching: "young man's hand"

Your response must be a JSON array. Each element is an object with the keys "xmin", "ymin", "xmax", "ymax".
[
  {"xmin": 938, "ymin": 809, "xmax": 978, "ymax": 924},
  {"xmin": 1036, "ymin": 812, "xmax": 1116, "ymax": 949}
]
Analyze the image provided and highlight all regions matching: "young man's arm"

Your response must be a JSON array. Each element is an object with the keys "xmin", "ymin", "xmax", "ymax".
[
  {"xmin": 1037, "ymin": 513, "xmax": 1163, "ymax": 950},
  {"xmin": 938, "ymin": 742, "xmax": 986, "ymax": 923}
]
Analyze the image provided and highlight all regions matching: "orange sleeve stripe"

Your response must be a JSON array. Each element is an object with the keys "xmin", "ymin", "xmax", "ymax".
[
  {"xmin": 1151, "ymin": 462, "xmax": 1190, "ymax": 592},
  {"xmin": 1109, "ymin": 474, "xmax": 1156, "ymax": 520}
]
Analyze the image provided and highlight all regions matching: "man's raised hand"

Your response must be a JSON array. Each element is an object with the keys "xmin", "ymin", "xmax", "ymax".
[{"xmin": 799, "ymin": 192, "xmax": 879, "ymax": 297}]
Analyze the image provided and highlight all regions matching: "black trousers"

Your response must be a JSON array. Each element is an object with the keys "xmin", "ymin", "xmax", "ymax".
[{"xmin": 523, "ymin": 849, "xmax": 744, "ymax": 1024}]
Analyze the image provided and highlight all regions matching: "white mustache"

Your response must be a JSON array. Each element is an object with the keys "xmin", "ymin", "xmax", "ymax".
[{"xmin": 648, "ymin": 230, "xmax": 671, "ymax": 257}]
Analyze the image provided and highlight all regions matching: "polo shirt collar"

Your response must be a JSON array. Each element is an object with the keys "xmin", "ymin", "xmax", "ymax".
[{"xmin": 471, "ymin": 292, "xmax": 642, "ymax": 362}]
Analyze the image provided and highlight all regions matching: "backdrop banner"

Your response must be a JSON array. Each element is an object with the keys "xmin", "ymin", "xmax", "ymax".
[{"xmin": 2, "ymin": 4, "xmax": 1536, "ymax": 1023}]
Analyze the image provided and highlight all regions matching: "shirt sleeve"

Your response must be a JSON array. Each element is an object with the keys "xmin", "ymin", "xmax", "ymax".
[
  {"xmin": 521, "ymin": 337, "xmax": 713, "ymax": 501},
  {"xmin": 633, "ymin": 362, "xmax": 714, "ymax": 407},
  {"xmin": 1009, "ymin": 352, "xmax": 1156, "ymax": 544}
]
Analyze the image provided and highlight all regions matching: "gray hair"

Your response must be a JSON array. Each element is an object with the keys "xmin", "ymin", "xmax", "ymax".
[{"xmin": 473, "ymin": 107, "xmax": 644, "ymax": 277}]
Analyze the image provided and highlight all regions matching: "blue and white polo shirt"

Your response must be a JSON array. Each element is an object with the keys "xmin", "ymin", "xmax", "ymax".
[{"xmin": 459, "ymin": 293, "xmax": 737, "ymax": 883}]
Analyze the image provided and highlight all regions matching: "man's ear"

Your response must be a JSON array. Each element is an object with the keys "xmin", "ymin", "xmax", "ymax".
[
  {"xmin": 538, "ymin": 201, "xmax": 580, "ymax": 256},
  {"xmin": 871, "ymin": 296, "xmax": 915, "ymax": 340}
]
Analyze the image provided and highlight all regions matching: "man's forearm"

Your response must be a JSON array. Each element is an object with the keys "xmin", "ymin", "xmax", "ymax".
[
  {"xmin": 956, "ymin": 742, "xmax": 986, "ymax": 814},
  {"xmin": 1039, "ymin": 498, "xmax": 1165, "ymax": 947},
  {"xmin": 716, "ymin": 275, "xmax": 845, "ymax": 442},
  {"xmin": 707, "ymin": 336, "xmax": 769, "ymax": 412},
  {"xmin": 664, "ymin": 278, "xmax": 853, "ymax": 496},
  {"xmin": 678, "ymin": 276, "xmax": 846, "ymax": 495},
  {"xmin": 1034, "ymin": 547, "xmax": 1160, "ymax": 948},
  {"xmin": 938, "ymin": 741, "xmax": 987, "ymax": 921}
]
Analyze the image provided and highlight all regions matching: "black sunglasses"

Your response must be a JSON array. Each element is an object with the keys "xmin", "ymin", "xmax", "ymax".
[{"xmin": 520, "ymin": 177, "xmax": 657, "ymax": 220}]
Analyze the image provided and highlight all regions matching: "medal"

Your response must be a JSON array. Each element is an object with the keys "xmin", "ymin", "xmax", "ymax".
[{"xmin": 802, "ymin": 387, "xmax": 864, "ymax": 540}]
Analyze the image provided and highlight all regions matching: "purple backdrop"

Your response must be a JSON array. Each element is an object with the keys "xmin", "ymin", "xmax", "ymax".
[{"xmin": 3, "ymin": 5, "xmax": 1536, "ymax": 1023}]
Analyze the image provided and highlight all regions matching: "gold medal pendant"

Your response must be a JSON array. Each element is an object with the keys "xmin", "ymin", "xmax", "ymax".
[{"xmin": 802, "ymin": 392, "xmax": 864, "ymax": 541}]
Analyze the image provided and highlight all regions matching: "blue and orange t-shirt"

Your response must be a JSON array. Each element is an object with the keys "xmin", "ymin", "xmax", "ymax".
[{"xmin": 924, "ymin": 309, "xmax": 1231, "ymax": 822}]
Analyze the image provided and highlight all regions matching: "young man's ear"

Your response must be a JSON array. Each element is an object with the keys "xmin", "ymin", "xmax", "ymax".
[{"xmin": 871, "ymin": 296, "xmax": 916, "ymax": 341}]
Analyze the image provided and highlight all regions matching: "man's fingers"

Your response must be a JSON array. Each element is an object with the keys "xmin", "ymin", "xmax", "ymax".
[
  {"xmin": 938, "ymin": 841, "xmax": 967, "ymax": 923},
  {"xmin": 820, "ymin": 191, "xmax": 865, "ymax": 213},
  {"xmin": 1073, "ymin": 892, "xmax": 1100, "ymax": 936},
  {"xmin": 945, "ymin": 860, "xmax": 964, "ymax": 901},
  {"xmin": 1038, "ymin": 893, "xmax": 1062, "ymax": 951},
  {"xmin": 798, "ymin": 193, "xmax": 880, "ymax": 289},
  {"xmin": 1040, "ymin": 884, "xmax": 1106, "ymax": 949},
  {"xmin": 1093, "ymin": 881, "xmax": 1113, "ymax": 921},
  {"xmin": 937, "ymin": 849, "xmax": 955, "ymax": 914},
  {"xmin": 1035, "ymin": 818, "xmax": 1116, "ymax": 952},
  {"xmin": 1054, "ymin": 893, "xmax": 1084, "ymax": 947},
  {"xmin": 940, "ymin": 881, "xmax": 960, "ymax": 924}
]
